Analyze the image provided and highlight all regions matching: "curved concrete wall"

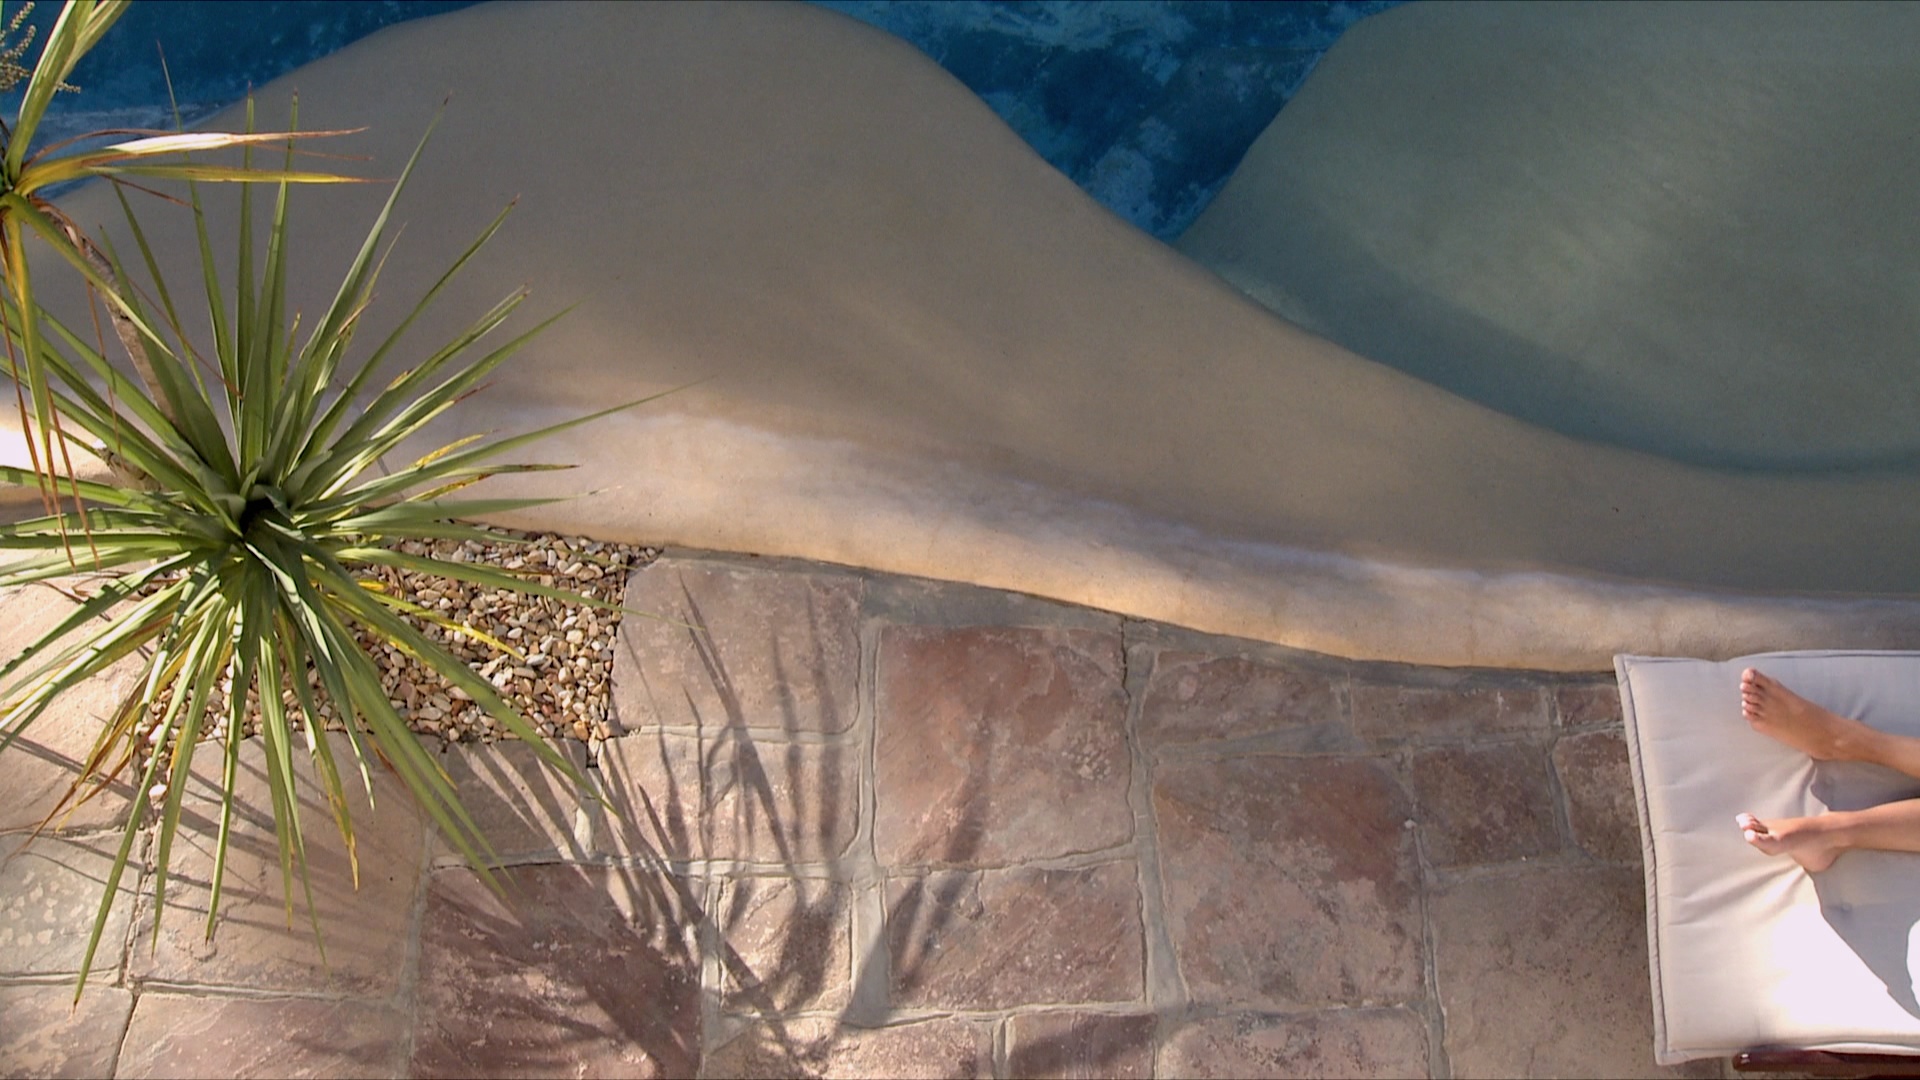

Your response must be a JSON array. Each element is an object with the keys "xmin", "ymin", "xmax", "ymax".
[{"xmin": 11, "ymin": 0, "xmax": 1920, "ymax": 669}]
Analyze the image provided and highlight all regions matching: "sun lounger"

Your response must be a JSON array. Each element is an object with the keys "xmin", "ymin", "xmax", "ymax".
[{"xmin": 1617, "ymin": 652, "xmax": 1920, "ymax": 1074}]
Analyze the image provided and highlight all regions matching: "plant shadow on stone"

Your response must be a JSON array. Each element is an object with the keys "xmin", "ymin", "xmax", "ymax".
[{"xmin": 592, "ymin": 566, "xmax": 1145, "ymax": 1077}]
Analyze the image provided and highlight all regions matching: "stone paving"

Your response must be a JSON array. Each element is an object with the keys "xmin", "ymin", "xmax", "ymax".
[{"xmin": 0, "ymin": 552, "xmax": 1737, "ymax": 1078}]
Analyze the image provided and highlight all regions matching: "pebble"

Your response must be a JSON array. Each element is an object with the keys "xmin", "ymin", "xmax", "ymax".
[{"xmin": 131, "ymin": 527, "xmax": 658, "ymax": 752}]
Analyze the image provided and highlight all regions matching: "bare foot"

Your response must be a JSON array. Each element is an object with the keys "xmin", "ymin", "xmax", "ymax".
[
  {"xmin": 1736, "ymin": 811, "xmax": 1843, "ymax": 872},
  {"xmin": 1741, "ymin": 668, "xmax": 1875, "ymax": 761}
]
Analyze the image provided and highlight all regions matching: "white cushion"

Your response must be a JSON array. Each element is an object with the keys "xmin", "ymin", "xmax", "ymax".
[{"xmin": 1618, "ymin": 651, "xmax": 1920, "ymax": 1064}]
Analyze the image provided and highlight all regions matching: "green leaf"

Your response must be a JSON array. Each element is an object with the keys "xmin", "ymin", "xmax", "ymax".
[
  {"xmin": 95, "ymin": 225, "xmax": 236, "ymax": 479},
  {"xmin": 0, "ymin": 85, "xmax": 666, "ymax": 1002},
  {"xmin": 281, "ymin": 112, "xmax": 453, "ymax": 465},
  {"xmin": 0, "ymin": 576, "xmax": 182, "ymax": 753},
  {"xmin": 0, "ymin": 465, "xmax": 140, "ymax": 507},
  {"xmin": 10, "ymin": 2, "xmax": 127, "ymax": 176},
  {"xmin": 308, "ymin": 385, "xmax": 682, "ymax": 519},
  {"xmin": 285, "ymin": 293, "xmax": 543, "ymax": 504},
  {"xmin": 146, "ymin": 596, "xmax": 232, "ymax": 943}
]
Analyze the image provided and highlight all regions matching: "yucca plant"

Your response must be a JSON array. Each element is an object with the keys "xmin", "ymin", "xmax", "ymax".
[
  {"xmin": 0, "ymin": 122, "xmax": 658, "ymax": 999},
  {"xmin": 0, "ymin": 1, "xmax": 366, "ymax": 522},
  {"xmin": 0, "ymin": 1, "xmax": 654, "ymax": 1001}
]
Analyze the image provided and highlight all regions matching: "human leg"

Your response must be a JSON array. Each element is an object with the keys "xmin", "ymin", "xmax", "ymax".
[
  {"xmin": 1738, "ymin": 800, "xmax": 1920, "ymax": 873},
  {"xmin": 1735, "ymin": 668, "xmax": 1920, "ymax": 871},
  {"xmin": 1741, "ymin": 668, "xmax": 1920, "ymax": 780}
]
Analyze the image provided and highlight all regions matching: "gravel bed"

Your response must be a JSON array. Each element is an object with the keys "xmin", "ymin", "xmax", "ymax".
[
  {"xmin": 126, "ymin": 527, "xmax": 658, "ymax": 762},
  {"xmin": 358, "ymin": 529, "xmax": 658, "ymax": 753}
]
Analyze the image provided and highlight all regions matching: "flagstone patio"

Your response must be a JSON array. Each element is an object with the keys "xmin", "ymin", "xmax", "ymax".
[{"xmin": 0, "ymin": 551, "xmax": 1734, "ymax": 1078}]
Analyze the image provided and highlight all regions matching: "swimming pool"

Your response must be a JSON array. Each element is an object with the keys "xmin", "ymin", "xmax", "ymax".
[{"xmin": 17, "ymin": 0, "xmax": 1397, "ymax": 240}]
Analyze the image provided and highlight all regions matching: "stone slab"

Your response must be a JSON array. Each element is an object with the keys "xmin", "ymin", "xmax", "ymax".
[
  {"xmin": 1006, "ymin": 1011, "xmax": 1156, "ymax": 1080},
  {"xmin": 412, "ymin": 862, "xmax": 703, "ymax": 1078},
  {"xmin": 863, "ymin": 574, "xmax": 1120, "ymax": 634},
  {"xmin": 887, "ymin": 861, "xmax": 1143, "ymax": 1011},
  {"xmin": 599, "ymin": 730, "xmax": 860, "ymax": 864},
  {"xmin": 430, "ymin": 738, "xmax": 592, "ymax": 866},
  {"xmin": 1351, "ymin": 681, "xmax": 1550, "ymax": 745},
  {"xmin": 129, "ymin": 734, "xmax": 423, "ymax": 996},
  {"xmin": 1159, "ymin": 1009, "xmax": 1431, "ymax": 1079},
  {"xmin": 0, "ymin": 981, "xmax": 132, "ymax": 1079},
  {"xmin": 612, "ymin": 560, "xmax": 862, "ymax": 734},
  {"xmin": 1555, "ymin": 682, "xmax": 1623, "ymax": 729},
  {"xmin": 717, "ymin": 876, "xmax": 854, "ymax": 1014},
  {"xmin": 1431, "ymin": 865, "xmax": 1718, "ymax": 1078},
  {"xmin": 1153, "ymin": 755, "xmax": 1422, "ymax": 1007},
  {"xmin": 1409, "ymin": 743, "xmax": 1560, "ymax": 868},
  {"xmin": 0, "ymin": 832, "xmax": 135, "ymax": 976},
  {"xmin": 117, "ymin": 993, "xmax": 406, "ymax": 1079},
  {"xmin": 1552, "ymin": 729, "xmax": 1641, "ymax": 863},
  {"xmin": 704, "ymin": 1016, "xmax": 989, "ymax": 1079},
  {"xmin": 874, "ymin": 626, "xmax": 1130, "ymax": 867},
  {"xmin": 1139, "ymin": 651, "xmax": 1354, "ymax": 751},
  {"xmin": 0, "ymin": 583, "xmax": 143, "ymax": 834}
]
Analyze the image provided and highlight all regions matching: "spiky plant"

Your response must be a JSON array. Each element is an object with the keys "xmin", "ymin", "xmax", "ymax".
[
  {"xmin": 0, "ymin": 1, "xmax": 366, "ymax": 524},
  {"xmin": 0, "ymin": 4, "xmax": 656, "ymax": 1000}
]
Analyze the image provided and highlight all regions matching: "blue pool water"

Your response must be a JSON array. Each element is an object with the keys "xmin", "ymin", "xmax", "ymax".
[{"xmin": 15, "ymin": 0, "xmax": 1399, "ymax": 239}]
